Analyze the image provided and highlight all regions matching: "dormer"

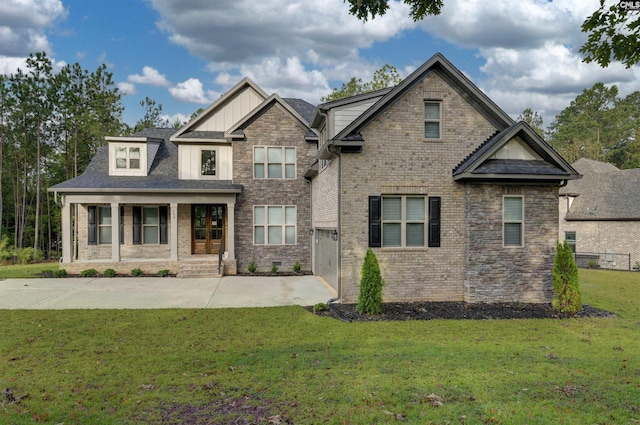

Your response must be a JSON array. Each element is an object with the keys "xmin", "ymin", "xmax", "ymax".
[{"xmin": 105, "ymin": 136, "xmax": 161, "ymax": 177}]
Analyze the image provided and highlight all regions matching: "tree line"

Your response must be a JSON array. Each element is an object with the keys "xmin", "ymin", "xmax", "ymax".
[{"xmin": 0, "ymin": 52, "xmax": 172, "ymax": 261}]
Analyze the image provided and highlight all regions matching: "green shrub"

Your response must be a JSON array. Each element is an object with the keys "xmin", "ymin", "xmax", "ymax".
[
  {"xmin": 81, "ymin": 268, "xmax": 97, "ymax": 277},
  {"xmin": 15, "ymin": 247, "xmax": 43, "ymax": 265},
  {"xmin": 103, "ymin": 268, "xmax": 116, "ymax": 277},
  {"xmin": 55, "ymin": 269, "xmax": 67, "ymax": 278},
  {"xmin": 357, "ymin": 248, "xmax": 384, "ymax": 315},
  {"xmin": 552, "ymin": 240, "xmax": 582, "ymax": 315},
  {"xmin": 0, "ymin": 236, "xmax": 12, "ymax": 264},
  {"xmin": 41, "ymin": 270, "xmax": 54, "ymax": 278},
  {"xmin": 293, "ymin": 261, "xmax": 301, "ymax": 273},
  {"xmin": 158, "ymin": 269, "xmax": 170, "ymax": 277},
  {"xmin": 131, "ymin": 268, "xmax": 144, "ymax": 277},
  {"xmin": 248, "ymin": 261, "xmax": 257, "ymax": 273},
  {"xmin": 313, "ymin": 303, "xmax": 329, "ymax": 313},
  {"xmin": 271, "ymin": 264, "xmax": 279, "ymax": 274},
  {"xmin": 587, "ymin": 259, "xmax": 598, "ymax": 268}
]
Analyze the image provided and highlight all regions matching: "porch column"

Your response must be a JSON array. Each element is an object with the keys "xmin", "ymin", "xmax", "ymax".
[
  {"xmin": 226, "ymin": 203, "xmax": 235, "ymax": 260},
  {"xmin": 111, "ymin": 203, "xmax": 120, "ymax": 262},
  {"xmin": 170, "ymin": 203, "xmax": 178, "ymax": 261},
  {"xmin": 61, "ymin": 200, "xmax": 72, "ymax": 264}
]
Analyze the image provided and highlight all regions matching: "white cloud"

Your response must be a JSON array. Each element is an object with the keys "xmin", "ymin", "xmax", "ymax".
[
  {"xmin": 169, "ymin": 78, "xmax": 216, "ymax": 104},
  {"xmin": 117, "ymin": 82, "xmax": 137, "ymax": 95},
  {"xmin": 128, "ymin": 66, "xmax": 171, "ymax": 87},
  {"xmin": 161, "ymin": 112, "xmax": 191, "ymax": 127}
]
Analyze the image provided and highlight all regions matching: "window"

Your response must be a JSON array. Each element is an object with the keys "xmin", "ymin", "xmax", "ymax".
[
  {"xmin": 254, "ymin": 146, "xmax": 296, "ymax": 179},
  {"xmin": 565, "ymin": 231, "xmax": 576, "ymax": 253},
  {"xmin": 132, "ymin": 206, "xmax": 168, "ymax": 245},
  {"xmin": 254, "ymin": 206, "xmax": 296, "ymax": 245},
  {"xmin": 381, "ymin": 196, "xmax": 426, "ymax": 247},
  {"xmin": 369, "ymin": 196, "xmax": 440, "ymax": 248},
  {"xmin": 503, "ymin": 196, "xmax": 523, "ymax": 247},
  {"xmin": 424, "ymin": 101, "xmax": 441, "ymax": 139},
  {"xmin": 201, "ymin": 149, "xmax": 216, "ymax": 176},
  {"xmin": 88, "ymin": 206, "xmax": 115, "ymax": 245},
  {"xmin": 116, "ymin": 146, "xmax": 141, "ymax": 169}
]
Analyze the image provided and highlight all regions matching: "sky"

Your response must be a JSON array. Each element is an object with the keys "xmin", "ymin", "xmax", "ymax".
[{"xmin": 0, "ymin": 0, "xmax": 638, "ymax": 129}]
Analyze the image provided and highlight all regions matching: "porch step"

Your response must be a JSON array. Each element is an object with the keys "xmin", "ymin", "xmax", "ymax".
[{"xmin": 177, "ymin": 262, "xmax": 222, "ymax": 278}]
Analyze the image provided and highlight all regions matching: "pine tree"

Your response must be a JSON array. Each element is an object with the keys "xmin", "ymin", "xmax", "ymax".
[
  {"xmin": 552, "ymin": 240, "xmax": 582, "ymax": 315},
  {"xmin": 357, "ymin": 248, "xmax": 384, "ymax": 315}
]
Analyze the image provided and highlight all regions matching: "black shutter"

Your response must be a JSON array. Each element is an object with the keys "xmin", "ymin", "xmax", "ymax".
[
  {"xmin": 133, "ymin": 206, "xmax": 141, "ymax": 245},
  {"xmin": 120, "ymin": 206, "xmax": 124, "ymax": 245},
  {"xmin": 428, "ymin": 196, "xmax": 441, "ymax": 248},
  {"xmin": 88, "ymin": 206, "xmax": 97, "ymax": 245},
  {"xmin": 369, "ymin": 196, "xmax": 382, "ymax": 247},
  {"xmin": 159, "ymin": 206, "xmax": 168, "ymax": 245}
]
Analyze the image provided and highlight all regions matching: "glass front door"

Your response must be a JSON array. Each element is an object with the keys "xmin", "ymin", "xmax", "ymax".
[{"xmin": 192, "ymin": 205, "xmax": 224, "ymax": 254}]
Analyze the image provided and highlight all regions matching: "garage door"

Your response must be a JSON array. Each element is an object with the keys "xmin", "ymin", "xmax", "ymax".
[{"xmin": 316, "ymin": 229, "xmax": 338, "ymax": 292}]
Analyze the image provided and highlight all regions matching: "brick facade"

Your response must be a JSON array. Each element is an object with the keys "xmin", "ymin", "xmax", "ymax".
[{"xmin": 232, "ymin": 103, "xmax": 316, "ymax": 274}]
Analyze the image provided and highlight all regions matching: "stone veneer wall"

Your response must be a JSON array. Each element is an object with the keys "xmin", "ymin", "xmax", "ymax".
[
  {"xmin": 464, "ymin": 185, "xmax": 558, "ymax": 303},
  {"xmin": 337, "ymin": 71, "xmax": 498, "ymax": 303},
  {"xmin": 232, "ymin": 103, "xmax": 316, "ymax": 274}
]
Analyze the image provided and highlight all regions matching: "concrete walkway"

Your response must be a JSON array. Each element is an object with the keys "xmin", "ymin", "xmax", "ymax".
[{"xmin": 0, "ymin": 275, "xmax": 336, "ymax": 309}]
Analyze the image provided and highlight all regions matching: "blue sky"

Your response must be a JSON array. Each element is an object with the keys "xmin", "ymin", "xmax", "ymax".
[{"xmin": 1, "ymin": 0, "xmax": 638, "ymax": 128}]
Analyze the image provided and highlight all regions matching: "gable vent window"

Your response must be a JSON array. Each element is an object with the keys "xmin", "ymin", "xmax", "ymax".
[
  {"xmin": 116, "ymin": 146, "xmax": 140, "ymax": 169},
  {"xmin": 424, "ymin": 101, "xmax": 441, "ymax": 139}
]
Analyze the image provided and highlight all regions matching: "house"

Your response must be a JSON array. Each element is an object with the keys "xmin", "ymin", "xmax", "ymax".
[
  {"xmin": 307, "ymin": 53, "xmax": 579, "ymax": 304},
  {"xmin": 49, "ymin": 78, "xmax": 318, "ymax": 276},
  {"xmin": 559, "ymin": 158, "xmax": 640, "ymax": 270},
  {"xmin": 50, "ymin": 52, "xmax": 579, "ymax": 305}
]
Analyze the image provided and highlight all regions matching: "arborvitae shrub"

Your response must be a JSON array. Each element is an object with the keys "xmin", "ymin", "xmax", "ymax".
[
  {"xmin": 357, "ymin": 248, "xmax": 384, "ymax": 315},
  {"xmin": 552, "ymin": 240, "xmax": 582, "ymax": 314}
]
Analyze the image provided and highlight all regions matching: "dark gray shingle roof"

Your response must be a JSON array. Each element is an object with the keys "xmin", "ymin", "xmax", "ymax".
[
  {"xmin": 283, "ymin": 98, "xmax": 317, "ymax": 123},
  {"xmin": 563, "ymin": 159, "xmax": 640, "ymax": 220},
  {"xmin": 50, "ymin": 128, "xmax": 242, "ymax": 193}
]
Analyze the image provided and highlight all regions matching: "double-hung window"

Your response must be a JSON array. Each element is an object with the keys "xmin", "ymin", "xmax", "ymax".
[
  {"xmin": 98, "ymin": 206, "xmax": 112, "ymax": 244},
  {"xmin": 424, "ymin": 101, "xmax": 441, "ymax": 139},
  {"xmin": 132, "ymin": 206, "xmax": 168, "ymax": 245},
  {"xmin": 254, "ymin": 206, "xmax": 296, "ymax": 245},
  {"xmin": 382, "ymin": 196, "xmax": 426, "ymax": 247},
  {"xmin": 565, "ymin": 231, "xmax": 576, "ymax": 253},
  {"xmin": 201, "ymin": 149, "xmax": 216, "ymax": 176},
  {"xmin": 254, "ymin": 146, "xmax": 296, "ymax": 179},
  {"xmin": 116, "ymin": 146, "xmax": 140, "ymax": 169},
  {"xmin": 503, "ymin": 196, "xmax": 524, "ymax": 247}
]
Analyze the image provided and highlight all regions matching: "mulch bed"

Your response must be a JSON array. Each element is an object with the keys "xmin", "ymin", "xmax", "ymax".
[{"xmin": 310, "ymin": 302, "xmax": 615, "ymax": 322}]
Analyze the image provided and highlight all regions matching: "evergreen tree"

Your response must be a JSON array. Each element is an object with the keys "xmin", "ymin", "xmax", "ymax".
[
  {"xmin": 552, "ymin": 241, "xmax": 582, "ymax": 315},
  {"xmin": 357, "ymin": 248, "xmax": 384, "ymax": 315}
]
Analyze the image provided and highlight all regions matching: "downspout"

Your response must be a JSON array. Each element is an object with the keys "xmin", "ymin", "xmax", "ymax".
[{"xmin": 328, "ymin": 154, "xmax": 348, "ymax": 321}]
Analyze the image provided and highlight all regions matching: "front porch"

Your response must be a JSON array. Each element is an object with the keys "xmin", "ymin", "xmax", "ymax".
[{"xmin": 57, "ymin": 192, "xmax": 240, "ymax": 276}]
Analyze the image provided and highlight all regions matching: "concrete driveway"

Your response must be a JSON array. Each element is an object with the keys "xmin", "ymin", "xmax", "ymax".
[{"xmin": 0, "ymin": 275, "xmax": 336, "ymax": 309}]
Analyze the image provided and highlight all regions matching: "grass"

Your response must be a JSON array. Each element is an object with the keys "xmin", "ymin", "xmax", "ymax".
[
  {"xmin": 0, "ymin": 262, "xmax": 59, "ymax": 279},
  {"xmin": 0, "ymin": 269, "xmax": 639, "ymax": 424}
]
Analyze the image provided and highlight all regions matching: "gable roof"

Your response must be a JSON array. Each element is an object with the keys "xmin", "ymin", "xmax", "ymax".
[
  {"xmin": 225, "ymin": 94, "xmax": 317, "ymax": 140},
  {"xmin": 452, "ymin": 122, "xmax": 580, "ymax": 183},
  {"xmin": 171, "ymin": 77, "xmax": 268, "ymax": 142},
  {"xmin": 333, "ymin": 52, "xmax": 514, "ymax": 142},
  {"xmin": 562, "ymin": 159, "xmax": 640, "ymax": 221},
  {"xmin": 310, "ymin": 87, "xmax": 392, "ymax": 128},
  {"xmin": 49, "ymin": 128, "xmax": 242, "ymax": 194}
]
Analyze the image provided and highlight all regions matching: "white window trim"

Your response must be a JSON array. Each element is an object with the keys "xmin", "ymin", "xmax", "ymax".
[
  {"xmin": 253, "ymin": 146, "xmax": 297, "ymax": 179},
  {"xmin": 97, "ymin": 206, "xmax": 112, "ymax": 245},
  {"xmin": 424, "ymin": 101, "xmax": 441, "ymax": 140},
  {"xmin": 503, "ymin": 195, "xmax": 524, "ymax": 248},
  {"xmin": 116, "ymin": 146, "xmax": 141, "ymax": 169},
  {"xmin": 142, "ymin": 206, "xmax": 160, "ymax": 245},
  {"xmin": 382, "ymin": 196, "xmax": 426, "ymax": 248},
  {"xmin": 199, "ymin": 147, "xmax": 218, "ymax": 179},
  {"xmin": 253, "ymin": 205, "xmax": 297, "ymax": 245}
]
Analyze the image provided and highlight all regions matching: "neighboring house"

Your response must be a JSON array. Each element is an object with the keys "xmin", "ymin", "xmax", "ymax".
[
  {"xmin": 307, "ymin": 53, "xmax": 579, "ymax": 303},
  {"xmin": 559, "ymin": 158, "xmax": 640, "ymax": 270},
  {"xmin": 49, "ymin": 78, "xmax": 318, "ymax": 276},
  {"xmin": 50, "ymin": 52, "xmax": 580, "ymax": 305}
]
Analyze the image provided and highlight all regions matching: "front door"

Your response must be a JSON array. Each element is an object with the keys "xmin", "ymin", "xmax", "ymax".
[{"xmin": 192, "ymin": 205, "xmax": 225, "ymax": 254}]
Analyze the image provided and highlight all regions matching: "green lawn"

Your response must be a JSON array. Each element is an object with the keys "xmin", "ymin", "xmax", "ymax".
[
  {"xmin": 1, "ymin": 269, "xmax": 639, "ymax": 424},
  {"xmin": 0, "ymin": 262, "xmax": 58, "ymax": 279}
]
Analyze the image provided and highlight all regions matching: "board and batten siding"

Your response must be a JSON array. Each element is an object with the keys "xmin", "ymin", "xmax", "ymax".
[
  {"xmin": 194, "ymin": 88, "xmax": 265, "ymax": 132},
  {"xmin": 178, "ymin": 145, "xmax": 233, "ymax": 180}
]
